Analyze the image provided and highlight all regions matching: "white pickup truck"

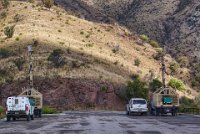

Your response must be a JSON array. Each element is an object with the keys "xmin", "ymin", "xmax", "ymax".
[
  {"xmin": 6, "ymin": 96, "xmax": 34, "ymax": 121},
  {"xmin": 126, "ymin": 98, "xmax": 148, "ymax": 115}
]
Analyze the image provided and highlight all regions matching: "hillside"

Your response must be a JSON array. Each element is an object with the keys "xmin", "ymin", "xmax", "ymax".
[
  {"xmin": 54, "ymin": 0, "xmax": 200, "ymax": 90},
  {"xmin": 0, "ymin": 1, "xmax": 197, "ymax": 110}
]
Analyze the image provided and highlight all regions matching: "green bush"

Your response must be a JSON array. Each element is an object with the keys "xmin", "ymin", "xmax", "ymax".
[
  {"xmin": 149, "ymin": 79, "xmax": 162, "ymax": 92},
  {"xmin": 150, "ymin": 40, "xmax": 159, "ymax": 48},
  {"xmin": 169, "ymin": 61, "xmax": 179, "ymax": 74},
  {"xmin": 140, "ymin": 34, "xmax": 149, "ymax": 42},
  {"xmin": 42, "ymin": 106, "xmax": 57, "ymax": 114},
  {"xmin": 126, "ymin": 77, "xmax": 148, "ymax": 99},
  {"xmin": 48, "ymin": 49, "xmax": 65, "ymax": 68},
  {"xmin": 100, "ymin": 85, "xmax": 108, "ymax": 93},
  {"xmin": 134, "ymin": 58, "xmax": 141, "ymax": 67},
  {"xmin": 168, "ymin": 78, "xmax": 186, "ymax": 91},
  {"xmin": 0, "ymin": 106, "xmax": 3, "ymax": 114},
  {"xmin": 13, "ymin": 58, "xmax": 25, "ymax": 71},
  {"xmin": 2, "ymin": 0, "xmax": 10, "ymax": 8},
  {"xmin": 4, "ymin": 25, "xmax": 15, "ymax": 38},
  {"xmin": 0, "ymin": 11, "xmax": 7, "ymax": 19},
  {"xmin": 179, "ymin": 96, "xmax": 193, "ymax": 112},
  {"xmin": 0, "ymin": 48, "xmax": 11, "ymax": 58},
  {"xmin": 42, "ymin": 0, "xmax": 54, "ymax": 9}
]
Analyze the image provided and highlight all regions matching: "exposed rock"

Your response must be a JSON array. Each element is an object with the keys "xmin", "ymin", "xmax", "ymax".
[{"xmin": 0, "ymin": 77, "xmax": 125, "ymax": 110}]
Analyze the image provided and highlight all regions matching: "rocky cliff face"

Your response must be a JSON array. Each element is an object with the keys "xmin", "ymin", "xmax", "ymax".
[{"xmin": 0, "ymin": 77, "xmax": 125, "ymax": 110}]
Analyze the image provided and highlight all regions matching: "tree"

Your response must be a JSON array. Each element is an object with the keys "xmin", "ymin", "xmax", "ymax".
[
  {"xmin": 126, "ymin": 77, "xmax": 148, "ymax": 99},
  {"xmin": 149, "ymin": 79, "xmax": 162, "ymax": 92},
  {"xmin": 4, "ymin": 25, "xmax": 15, "ymax": 38},
  {"xmin": 42, "ymin": 0, "xmax": 54, "ymax": 9}
]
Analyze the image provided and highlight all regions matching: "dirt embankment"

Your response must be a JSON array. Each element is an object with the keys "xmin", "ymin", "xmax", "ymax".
[{"xmin": 0, "ymin": 77, "xmax": 125, "ymax": 111}]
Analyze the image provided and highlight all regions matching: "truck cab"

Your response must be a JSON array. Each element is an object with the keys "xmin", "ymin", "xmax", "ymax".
[{"xmin": 6, "ymin": 96, "xmax": 34, "ymax": 121}]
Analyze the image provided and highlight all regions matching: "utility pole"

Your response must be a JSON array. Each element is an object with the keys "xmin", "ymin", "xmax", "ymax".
[
  {"xmin": 28, "ymin": 45, "xmax": 33, "ymax": 93},
  {"xmin": 161, "ymin": 45, "xmax": 166, "ymax": 88}
]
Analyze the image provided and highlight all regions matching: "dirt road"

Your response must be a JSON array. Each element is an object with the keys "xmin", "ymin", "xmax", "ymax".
[{"xmin": 0, "ymin": 111, "xmax": 200, "ymax": 134}]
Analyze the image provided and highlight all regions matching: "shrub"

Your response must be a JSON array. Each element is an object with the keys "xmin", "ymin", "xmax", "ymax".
[
  {"xmin": 0, "ymin": 48, "xmax": 10, "ymax": 58},
  {"xmin": 100, "ymin": 85, "xmax": 108, "ymax": 93},
  {"xmin": 0, "ymin": 106, "xmax": 3, "ymax": 114},
  {"xmin": 149, "ymin": 79, "xmax": 162, "ymax": 92},
  {"xmin": 48, "ymin": 49, "xmax": 65, "ymax": 68},
  {"xmin": 140, "ymin": 34, "xmax": 149, "ymax": 42},
  {"xmin": 134, "ymin": 58, "xmax": 141, "ymax": 67},
  {"xmin": 15, "ymin": 37, "xmax": 19, "ymax": 41},
  {"xmin": 168, "ymin": 78, "xmax": 186, "ymax": 91},
  {"xmin": 2, "ymin": 0, "xmax": 10, "ymax": 8},
  {"xmin": 153, "ymin": 49, "xmax": 164, "ymax": 60},
  {"xmin": 80, "ymin": 31, "xmax": 84, "ymax": 35},
  {"xmin": 0, "ymin": 106, "xmax": 4, "ymax": 118},
  {"xmin": 42, "ymin": 106, "xmax": 57, "ymax": 114},
  {"xmin": 13, "ymin": 58, "xmax": 25, "ymax": 71},
  {"xmin": 177, "ymin": 56, "xmax": 189, "ymax": 67},
  {"xmin": 169, "ymin": 61, "xmax": 179, "ymax": 74},
  {"xmin": 0, "ymin": 11, "xmax": 7, "ymax": 19},
  {"xmin": 42, "ymin": 0, "xmax": 54, "ymax": 9},
  {"xmin": 112, "ymin": 45, "xmax": 120, "ymax": 53},
  {"xmin": 4, "ymin": 25, "xmax": 15, "ymax": 38},
  {"xmin": 126, "ymin": 77, "xmax": 148, "ymax": 99},
  {"xmin": 13, "ymin": 14, "xmax": 23, "ymax": 22},
  {"xmin": 179, "ymin": 96, "xmax": 193, "ymax": 112},
  {"xmin": 150, "ymin": 40, "xmax": 159, "ymax": 48}
]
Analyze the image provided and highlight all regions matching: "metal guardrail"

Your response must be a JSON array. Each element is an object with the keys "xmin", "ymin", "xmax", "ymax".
[{"xmin": 183, "ymin": 108, "xmax": 200, "ymax": 115}]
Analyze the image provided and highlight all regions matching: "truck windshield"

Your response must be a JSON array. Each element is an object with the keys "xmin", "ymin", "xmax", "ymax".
[{"xmin": 133, "ymin": 100, "xmax": 146, "ymax": 104}]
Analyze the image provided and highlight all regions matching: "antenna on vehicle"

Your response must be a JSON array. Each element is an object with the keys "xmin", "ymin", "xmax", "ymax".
[{"xmin": 28, "ymin": 45, "xmax": 33, "ymax": 94}]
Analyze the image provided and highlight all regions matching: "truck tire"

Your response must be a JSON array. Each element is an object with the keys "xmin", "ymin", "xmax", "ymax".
[
  {"xmin": 31, "ymin": 115, "xmax": 34, "ymax": 120},
  {"xmin": 13, "ymin": 117, "xmax": 16, "ymax": 121},
  {"xmin": 39, "ymin": 110, "xmax": 42, "ymax": 118},
  {"xmin": 26, "ymin": 114, "xmax": 31, "ymax": 121},
  {"xmin": 6, "ymin": 116, "xmax": 10, "ymax": 121},
  {"xmin": 156, "ymin": 108, "xmax": 160, "ymax": 116}
]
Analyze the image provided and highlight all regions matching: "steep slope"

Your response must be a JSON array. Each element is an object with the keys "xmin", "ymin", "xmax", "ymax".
[{"xmin": 55, "ymin": 0, "xmax": 200, "ymax": 90}]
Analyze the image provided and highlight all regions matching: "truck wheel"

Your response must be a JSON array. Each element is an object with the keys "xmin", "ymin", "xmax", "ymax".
[
  {"xmin": 6, "ymin": 116, "xmax": 10, "ymax": 121},
  {"xmin": 26, "ymin": 114, "xmax": 31, "ymax": 121},
  {"xmin": 39, "ymin": 110, "xmax": 42, "ymax": 118},
  {"xmin": 13, "ymin": 117, "xmax": 16, "ymax": 121},
  {"xmin": 156, "ymin": 108, "xmax": 160, "ymax": 116},
  {"xmin": 31, "ymin": 115, "xmax": 34, "ymax": 120}
]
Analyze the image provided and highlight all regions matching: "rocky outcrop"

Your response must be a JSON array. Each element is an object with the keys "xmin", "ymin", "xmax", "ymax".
[{"xmin": 0, "ymin": 77, "xmax": 125, "ymax": 110}]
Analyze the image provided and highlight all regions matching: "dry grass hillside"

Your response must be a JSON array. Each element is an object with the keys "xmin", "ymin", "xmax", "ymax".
[
  {"xmin": 54, "ymin": 0, "xmax": 200, "ymax": 91},
  {"xmin": 0, "ymin": 1, "xmax": 197, "ymax": 109}
]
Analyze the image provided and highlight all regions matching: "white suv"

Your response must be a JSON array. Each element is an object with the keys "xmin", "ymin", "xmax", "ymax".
[
  {"xmin": 6, "ymin": 96, "xmax": 34, "ymax": 121},
  {"xmin": 126, "ymin": 98, "xmax": 148, "ymax": 115}
]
